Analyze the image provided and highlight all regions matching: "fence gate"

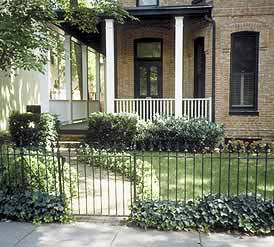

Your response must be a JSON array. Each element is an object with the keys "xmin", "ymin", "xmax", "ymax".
[{"xmin": 61, "ymin": 147, "xmax": 136, "ymax": 217}]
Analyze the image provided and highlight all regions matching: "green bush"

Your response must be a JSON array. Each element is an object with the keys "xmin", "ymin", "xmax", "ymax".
[
  {"xmin": 0, "ymin": 131, "xmax": 10, "ymax": 143},
  {"xmin": 136, "ymin": 115, "xmax": 224, "ymax": 152},
  {"xmin": 129, "ymin": 194, "xmax": 274, "ymax": 234},
  {"xmin": 0, "ymin": 146, "xmax": 77, "ymax": 198},
  {"xmin": 9, "ymin": 112, "xmax": 60, "ymax": 148},
  {"xmin": 79, "ymin": 144, "xmax": 159, "ymax": 200},
  {"xmin": 85, "ymin": 112, "xmax": 138, "ymax": 150},
  {"xmin": 0, "ymin": 189, "xmax": 73, "ymax": 224}
]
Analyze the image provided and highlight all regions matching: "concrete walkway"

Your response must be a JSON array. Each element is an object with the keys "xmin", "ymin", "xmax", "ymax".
[{"xmin": 1, "ymin": 221, "xmax": 274, "ymax": 247}]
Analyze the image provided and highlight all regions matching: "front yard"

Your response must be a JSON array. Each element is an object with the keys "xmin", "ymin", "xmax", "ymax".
[{"xmin": 137, "ymin": 152, "xmax": 274, "ymax": 201}]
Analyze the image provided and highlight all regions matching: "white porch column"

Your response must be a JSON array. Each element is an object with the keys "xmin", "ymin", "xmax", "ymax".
[
  {"xmin": 95, "ymin": 52, "xmax": 101, "ymax": 101},
  {"xmin": 175, "ymin": 16, "xmax": 184, "ymax": 117},
  {"xmin": 82, "ymin": 45, "xmax": 88, "ymax": 100},
  {"xmin": 105, "ymin": 19, "xmax": 115, "ymax": 113},
  {"xmin": 82, "ymin": 45, "xmax": 89, "ymax": 118},
  {"xmin": 65, "ymin": 35, "xmax": 72, "ymax": 123}
]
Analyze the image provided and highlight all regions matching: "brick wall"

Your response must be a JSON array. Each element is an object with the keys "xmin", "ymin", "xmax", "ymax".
[
  {"xmin": 116, "ymin": 20, "xmax": 175, "ymax": 98},
  {"xmin": 213, "ymin": 1, "xmax": 274, "ymax": 140},
  {"xmin": 116, "ymin": 0, "xmax": 274, "ymax": 140}
]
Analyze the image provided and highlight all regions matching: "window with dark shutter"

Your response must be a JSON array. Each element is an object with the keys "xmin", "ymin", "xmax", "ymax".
[{"xmin": 230, "ymin": 32, "xmax": 259, "ymax": 113}]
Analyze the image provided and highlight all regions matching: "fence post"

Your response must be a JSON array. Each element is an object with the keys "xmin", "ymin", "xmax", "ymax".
[
  {"xmin": 19, "ymin": 138, "xmax": 26, "ymax": 190},
  {"xmin": 56, "ymin": 141, "xmax": 63, "ymax": 195},
  {"xmin": 133, "ymin": 143, "xmax": 137, "ymax": 203}
]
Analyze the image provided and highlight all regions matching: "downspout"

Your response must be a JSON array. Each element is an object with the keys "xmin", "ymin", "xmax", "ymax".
[{"xmin": 204, "ymin": 15, "xmax": 216, "ymax": 122}]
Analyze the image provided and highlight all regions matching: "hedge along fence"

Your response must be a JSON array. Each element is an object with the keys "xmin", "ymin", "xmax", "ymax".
[
  {"xmin": 9, "ymin": 111, "xmax": 60, "ymax": 148},
  {"xmin": 0, "ymin": 142, "xmax": 76, "ymax": 223},
  {"xmin": 85, "ymin": 113, "xmax": 224, "ymax": 152},
  {"xmin": 129, "ymin": 194, "xmax": 274, "ymax": 235}
]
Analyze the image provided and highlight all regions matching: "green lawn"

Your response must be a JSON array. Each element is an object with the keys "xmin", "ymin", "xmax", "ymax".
[{"xmin": 135, "ymin": 152, "xmax": 274, "ymax": 201}]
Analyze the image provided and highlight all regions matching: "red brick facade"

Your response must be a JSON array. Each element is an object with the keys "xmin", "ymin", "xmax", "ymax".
[{"xmin": 116, "ymin": 0, "xmax": 274, "ymax": 140}]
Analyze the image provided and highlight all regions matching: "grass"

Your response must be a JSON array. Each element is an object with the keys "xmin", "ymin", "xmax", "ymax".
[{"xmin": 135, "ymin": 151, "xmax": 274, "ymax": 201}]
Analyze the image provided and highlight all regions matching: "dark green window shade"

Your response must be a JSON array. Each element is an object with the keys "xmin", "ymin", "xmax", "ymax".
[{"xmin": 230, "ymin": 32, "xmax": 259, "ymax": 111}]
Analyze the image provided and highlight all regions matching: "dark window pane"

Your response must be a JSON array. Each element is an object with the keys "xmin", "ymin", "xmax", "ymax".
[
  {"xmin": 137, "ymin": 42, "xmax": 161, "ymax": 58},
  {"xmin": 139, "ymin": 66, "xmax": 147, "ymax": 96},
  {"xmin": 138, "ymin": 0, "xmax": 157, "ymax": 6},
  {"xmin": 150, "ymin": 66, "xmax": 159, "ymax": 96},
  {"xmin": 230, "ymin": 32, "xmax": 258, "ymax": 109}
]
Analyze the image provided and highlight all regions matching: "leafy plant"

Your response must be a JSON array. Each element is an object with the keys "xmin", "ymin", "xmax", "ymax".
[
  {"xmin": 0, "ymin": 131, "xmax": 10, "ymax": 143},
  {"xmin": 0, "ymin": 0, "xmax": 134, "ymax": 72},
  {"xmin": 9, "ymin": 112, "xmax": 60, "ymax": 148},
  {"xmin": 0, "ymin": 189, "xmax": 73, "ymax": 224},
  {"xmin": 136, "ymin": 115, "xmax": 224, "ymax": 152},
  {"xmin": 129, "ymin": 194, "xmax": 274, "ymax": 234},
  {"xmin": 86, "ymin": 113, "xmax": 138, "ymax": 150},
  {"xmin": 0, "ymin": 145, "xmax": 77, "ymax": 199}
]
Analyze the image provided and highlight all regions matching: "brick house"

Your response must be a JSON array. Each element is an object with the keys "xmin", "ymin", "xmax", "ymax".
[{"xmin": 0, "ymin": 0, "xmax": 274, "ymax": 140}]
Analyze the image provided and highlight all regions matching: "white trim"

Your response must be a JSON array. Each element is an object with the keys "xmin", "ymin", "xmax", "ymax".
[
  {"xmin": 95, "ymin": 52, "xmax": 101, "ymax": 101},
  {"xmin": 82, "ymin": 45, "xmax": 88, "ymax": 101},
  {"xmin": 105, "ymin": 19, "xmax": 115, "ymax": 113},
  {"xmin": 175, "ymin": 16, "xmax": 184, "ymax": 117}
]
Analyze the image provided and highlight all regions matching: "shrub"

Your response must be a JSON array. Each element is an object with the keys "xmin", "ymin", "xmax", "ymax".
[
  {"xmin": 129, "ymin": 194, "xmax": 274, "ymax": 234},
  {"xmin": 79, "ymin": 144, "xmax": 159, "ymax": 200},
  {"xmin": 85, "ymin": 112, "xmax": 138, "ymax": 150},
  {"xmin": 136, "ymin": 115, "xmax": 224, "ymax": 152},
  {"xmin": 0, "ymin": 189, "xmax": 73, "ymax": 224},
  {"xmin": 0, "ymin": 131, "xmax": 10, "ymax": 143},
  {"xmin": 0, "ymin": 146, "xmax": 77, "ymax": 198},
  {"xmin": 9, "ymin": 112, "xmax": 60, "ymax": 148}
]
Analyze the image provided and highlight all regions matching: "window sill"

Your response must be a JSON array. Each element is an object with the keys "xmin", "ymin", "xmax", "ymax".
[{"xmin": 229, "ymin": 110, "xmax": 259, "ymax": 116}]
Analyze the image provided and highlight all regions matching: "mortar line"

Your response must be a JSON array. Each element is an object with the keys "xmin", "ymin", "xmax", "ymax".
[
  {"xmin": 198, "ymin": 231, "xmax": 204, "ymax": 247},
  {"xmin": 13, "ymin": 226, "xmax": 37, "ymax": 247}
]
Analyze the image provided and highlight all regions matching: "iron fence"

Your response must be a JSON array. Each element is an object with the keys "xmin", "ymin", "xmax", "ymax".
[{"xmin": 0, "ymin": 142, "xmax": 274, "ymax": 216}]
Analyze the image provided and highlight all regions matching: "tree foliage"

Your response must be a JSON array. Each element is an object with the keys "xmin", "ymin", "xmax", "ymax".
[{"xmin": 0, "ymin": 0, "xmax": 133, "ymax": 72}]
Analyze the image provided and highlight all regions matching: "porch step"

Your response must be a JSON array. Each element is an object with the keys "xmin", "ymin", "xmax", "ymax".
[{"xmin": 59, "ymin": 133, "xmax": 85, "ymax": 143}]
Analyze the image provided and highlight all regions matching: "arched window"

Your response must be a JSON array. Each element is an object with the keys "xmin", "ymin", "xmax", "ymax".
[{"xmin": 230, "ymin": 31, "xmax": 259, "ymax": 113}]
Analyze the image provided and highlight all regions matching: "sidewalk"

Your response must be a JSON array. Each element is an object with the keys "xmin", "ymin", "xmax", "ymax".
[{"xmin": 1, "ymin": 220, "xmax": 274, "ymax": 247}]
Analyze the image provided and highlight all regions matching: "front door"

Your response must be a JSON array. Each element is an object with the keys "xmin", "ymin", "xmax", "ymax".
[
  {"xmin": 135, "ymin": 61, "xmax": 162, "ymax": 98},
  {"xmin": 134, "ymin": 39, "xmax": 162, "ymax": 98}
]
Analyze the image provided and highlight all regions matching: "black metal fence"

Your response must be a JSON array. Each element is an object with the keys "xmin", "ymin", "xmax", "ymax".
[{"xmin": 1, "ymin": 142, "xmax": 274, "ymax": 216}]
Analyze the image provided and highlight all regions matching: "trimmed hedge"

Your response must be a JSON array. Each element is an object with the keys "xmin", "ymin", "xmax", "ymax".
[
  {"xmin": 85, "ymin": 113, "xmax": 224, "ymax": 152},
  {"xmin": 129, "ymin": 194, "xmax": 274, "ymax": 234},
  {"xmin": 136, "ymin": 115, "xmax": 224, "ymax": 152},
  {"xmin": 0, "ymin": 189, "xmax": 73, "ymax": 224},
  {"xmin": 9, "ymin": 111, "xmax": 60, "ymax": 148},
  {"xmin": 85, "ymin": 112, "xmax": 138, "ymax": 149}
]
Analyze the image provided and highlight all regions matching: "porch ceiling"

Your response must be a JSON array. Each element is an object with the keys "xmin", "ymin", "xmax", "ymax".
[{"xmin": 125, "ymin": 5, "xmax": 212, "ymax": 19}]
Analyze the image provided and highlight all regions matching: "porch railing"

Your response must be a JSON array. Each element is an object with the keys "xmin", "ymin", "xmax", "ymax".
[
  {"xmin": 49, "ymin": 100, "xmax": 100, "ymax": 123},
  {"xmin": 114, "ymin": 97, "xmax": 212, "ymax": 121}
]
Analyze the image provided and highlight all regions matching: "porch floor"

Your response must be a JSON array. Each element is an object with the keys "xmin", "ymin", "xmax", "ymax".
[{"xmin": 60, "ymin": 121, "xmax": 88, "ymax": 135}]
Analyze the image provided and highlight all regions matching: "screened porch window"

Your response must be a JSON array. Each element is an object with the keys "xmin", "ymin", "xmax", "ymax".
[
  {"xmin": 49, "ymin": 33, "xmax": 66, "ymax": 100},
  {"xmin": 71, "ymin": 40, "xmax": 83, "ymax": 100},
  {"xmin": 230, "ymin": 32, "xmax": 259, "ymax": 113},
  {"xmin": 137, "ymin": 0, "xmax": 158, "ymax": 7}
]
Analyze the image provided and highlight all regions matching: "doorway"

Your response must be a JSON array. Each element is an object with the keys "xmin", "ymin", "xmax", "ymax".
[{"xmin": 194, "ymin": 37, "xmax": 206, "ymax": 98}]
